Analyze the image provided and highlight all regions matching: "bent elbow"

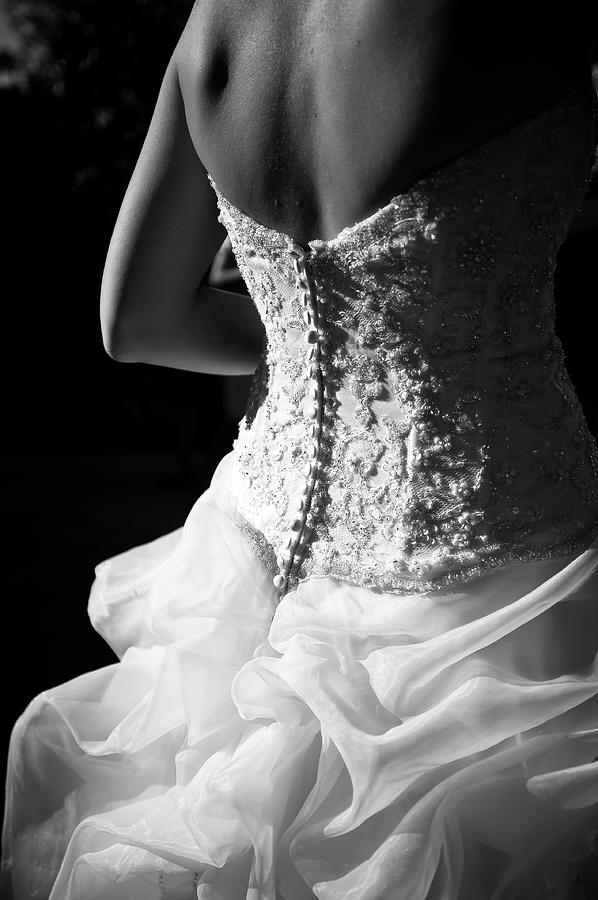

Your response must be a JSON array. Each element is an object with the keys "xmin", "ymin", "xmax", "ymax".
[
  {"xmin": 100, "ymin": 271, "xmax": 147, "ymax": 362},
  {"xmin": 101, "ymin": 314, "xmax": 141, "ymax": 363},
  {"xmin": 103, "ymin": 337, "xmax": 135, "ymax": 363}
]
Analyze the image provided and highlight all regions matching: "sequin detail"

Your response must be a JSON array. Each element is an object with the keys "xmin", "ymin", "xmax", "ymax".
[{"xmin": 212, "ymin": 80, "xmax": 598, "ymax": 595}]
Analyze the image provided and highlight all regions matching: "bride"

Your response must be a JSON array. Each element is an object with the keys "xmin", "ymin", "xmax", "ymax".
[{"xmin": 4, "ymin": 1, "xmax": 598, "ymax": 898}]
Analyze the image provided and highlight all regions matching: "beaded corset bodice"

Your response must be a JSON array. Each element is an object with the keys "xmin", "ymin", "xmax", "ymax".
[{"xmin": 210, "ymin": 79, "xmax": 598, "ymax": 595}]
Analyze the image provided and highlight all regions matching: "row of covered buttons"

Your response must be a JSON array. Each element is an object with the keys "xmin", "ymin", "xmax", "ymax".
[{"xmin": 272, "ymin": 239, "xmax": 326, "ymax": 593}]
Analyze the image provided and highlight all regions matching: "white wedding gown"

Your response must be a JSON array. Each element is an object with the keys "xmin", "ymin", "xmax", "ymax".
[{"xmin": 4, "ymin": 76, "xmax": 598, "ymax": 900}]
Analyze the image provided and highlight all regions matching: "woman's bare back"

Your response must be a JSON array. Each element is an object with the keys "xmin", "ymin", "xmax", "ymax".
[{"xmin": 177, "ymin": 0, "xmax": 594, "ymax": 243}]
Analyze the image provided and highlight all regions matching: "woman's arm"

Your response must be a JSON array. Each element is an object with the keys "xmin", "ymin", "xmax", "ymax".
[{"xmin": 100, "ymin": 48, "xmax": 264, "ymax": 376}]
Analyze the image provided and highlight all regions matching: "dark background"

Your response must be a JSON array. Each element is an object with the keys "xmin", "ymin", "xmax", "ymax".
[{"xmin": 1, "ymin": 1, "xmax": 598, "ymax": 794}]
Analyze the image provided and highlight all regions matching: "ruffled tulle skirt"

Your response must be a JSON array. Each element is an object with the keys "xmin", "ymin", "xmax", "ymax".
[{"xmin": 4, "ymin": 452, "xmax": 598, "ymax": 900}]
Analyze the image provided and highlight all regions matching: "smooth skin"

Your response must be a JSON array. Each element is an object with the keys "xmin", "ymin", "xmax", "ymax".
[{"xmin": 101, "ymin": 0, "xmax": 597, "ymax": 376}]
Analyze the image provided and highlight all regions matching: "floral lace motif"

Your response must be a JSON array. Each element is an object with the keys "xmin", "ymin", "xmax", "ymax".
[{"xmin": 210, "ymin": 79, "xmax": 598, "ymax": 594}]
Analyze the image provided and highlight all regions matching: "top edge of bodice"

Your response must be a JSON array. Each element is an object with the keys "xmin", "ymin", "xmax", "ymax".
[{"xmin": 208, "ymin": 76, "xmax": 597, "ymax": 256}]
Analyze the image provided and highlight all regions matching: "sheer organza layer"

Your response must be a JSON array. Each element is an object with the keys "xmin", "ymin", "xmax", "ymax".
[{"xmin": 4, "ymin": 452, "xmax": 598, "ymax": 900}]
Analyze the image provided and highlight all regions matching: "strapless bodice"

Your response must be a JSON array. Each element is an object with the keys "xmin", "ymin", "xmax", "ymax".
[{"xmin": 209, "ymin": 78, "xmax": 598, "ymax": 595}]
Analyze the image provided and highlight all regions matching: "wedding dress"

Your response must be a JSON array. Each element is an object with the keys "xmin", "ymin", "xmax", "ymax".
[{"xmin": 4, "ymin": 76, "xmax": 598, "ymax": 900}]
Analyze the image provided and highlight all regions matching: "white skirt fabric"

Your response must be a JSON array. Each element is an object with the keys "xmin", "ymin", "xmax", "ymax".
[{"xmin": 4, "ymin": 451, "xmax": 598, "ymax": 900}]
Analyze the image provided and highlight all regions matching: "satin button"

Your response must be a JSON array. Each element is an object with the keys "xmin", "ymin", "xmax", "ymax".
[
  {"xmin": 273, "ymin": 573, "xmax": 285, "ymax": 589},
  {"xmin": 306, "ymin": 329, "xmax": 318, "ymax": 344}
]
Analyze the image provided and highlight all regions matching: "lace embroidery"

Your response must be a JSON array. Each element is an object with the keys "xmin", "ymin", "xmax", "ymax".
[{"xmin": 211, "ymin": 79, "xmax": 598, "ymax": 596}]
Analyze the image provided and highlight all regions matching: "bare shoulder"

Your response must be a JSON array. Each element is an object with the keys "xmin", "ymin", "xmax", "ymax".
[{"xmin": 173, "ymin": 0, "xmax": 597, "ymax": 243}]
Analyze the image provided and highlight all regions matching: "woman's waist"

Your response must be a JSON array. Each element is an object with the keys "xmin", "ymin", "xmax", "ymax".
[
  {"xmin": 225, "ymin": 466, "xmax": 598, "ymax": 594},
  {"xmin": 228, "ymin": 411, "xmax": 598, "ymax": 588},
  {"xmin": 235, "ymin": 395, "xmax": 598, "ymax": 495}
]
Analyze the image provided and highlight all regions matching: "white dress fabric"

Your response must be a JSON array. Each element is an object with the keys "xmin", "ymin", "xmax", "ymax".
[{"xmin": 4, "ymin": 76, "xmax": 598, "ymax": 900}]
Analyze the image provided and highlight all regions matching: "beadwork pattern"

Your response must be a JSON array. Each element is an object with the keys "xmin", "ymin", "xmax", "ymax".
[{"xmin": 210, "ymin": 78, "xmax": 598, "ymax": 596}]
